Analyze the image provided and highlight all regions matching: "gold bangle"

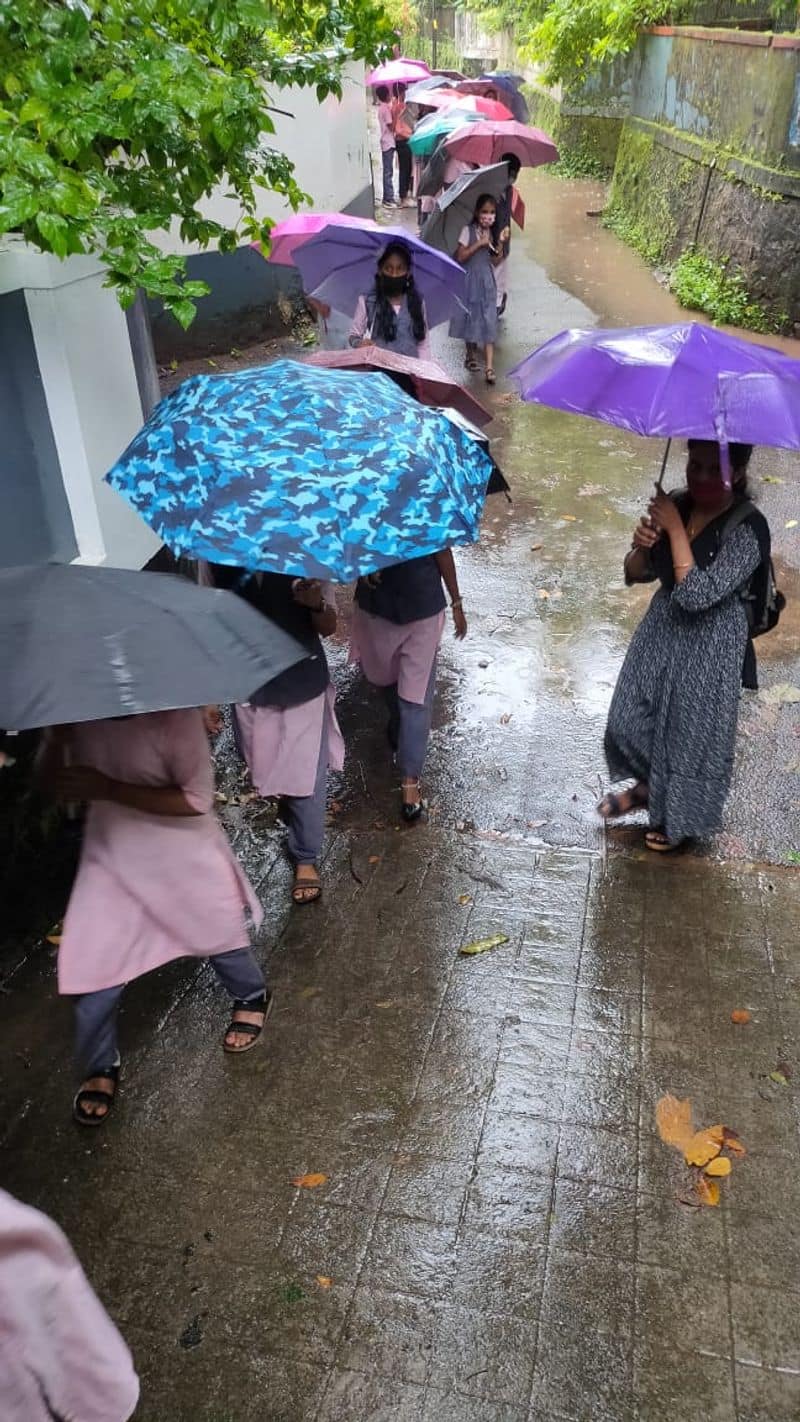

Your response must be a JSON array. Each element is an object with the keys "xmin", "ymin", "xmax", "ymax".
[
  {"xmin": 451, "ymin": 598, "xmax": 463, "ymax": 609},
  {"xmin": 673, "ymin": 562, "xmax": 692, "ymax": 570}
]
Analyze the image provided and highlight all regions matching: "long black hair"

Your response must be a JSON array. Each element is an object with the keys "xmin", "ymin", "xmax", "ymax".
[
  {"xmin": 687, "ymin": 439, "xmax": 754, "ymax": 496},
  {"xmin": 370, "ymin": 241, "xmax": 427, "ymax": 345}
]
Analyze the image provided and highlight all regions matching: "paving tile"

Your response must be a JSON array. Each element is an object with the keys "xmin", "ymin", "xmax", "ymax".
[
  {"xmin": 567, "ymin": 1028, "xmax": 640, "ymax": 1080},
  {"xmin": 561, "ymin": 1064, "xmax": 640, "ymax": 1131},
  {"xmin": 360, "ymin": 1216, "xmax": 458, "ymax": 1301},
  {"xmin": 557, "ymin": 1123, "xmax": 638, "ymax": 1191},
  {"xmin": 462, "ymin": 1161, "xmax": 553, "ymax": 1242},
  {"xmin": 573, "ymin": 986, "xmax": 642, "ymax": 1037},
  {"xmin": 429, "ymin": 1305, "xmax": 538, "ymax": 1406},
  {"xmin": 498, "ymin": 1018, "xmax": 571, "ymax": 1072},
  {"xmin": 641, "ymin": 987, "xmax": 714, "ymax": 1047},
  {"xmin": 540, "ymin": 1248, "xmax": 634, "ymax": 1336},
  {"xmin": 736, "ymin": 1363, "xmax": 800, "ymax": 1422},
  {"xmin": 530, "ymin": 1323, "xmax": 634, "ymax": 1422},
  {"xmin": 487, "ymin": 1061, "xmax": 566, "ymax": 1122},
  {"xmin": 635, "ymin": 1262, "xmax": 732, "ymax": 1358},
  {"xmin": 399, "ymin": 1098, "xmax": 486, "ymax": 1161},
  {"xmin": 635, "ymin": 1189, "xmax": 726, "ymax": 1275},
  {"xmin": 336, "ymin": 1287, "xmax": 441, "ymax": 1386},
  {"xmin": 726, "ymin": 1208, "xmax": 800, "ymax": 1291},
  {"xmin": 731, "ymin": 1280, "xmax": 800, "ymax": 1370},
  {"xmin": 508, "ymin": 977, "xmax": 576, "ymax": 1024},
  {"xmin": 549, "ymin": 1178, "xmax": 636, "ymax": 1261},
  {"xmin": 277, "ymin": 1200, "xmax": 374, "ymax": 1284},
  {"xmin": 423, "ymin": 1391, "xmax": 528, "ymax": 1422},
  {"xmin": 317, "ymin": 1368, "xmax": 427, "ymax": 1421},
  {"xmin": 633, "ymin": 1342, "xmax": 735, "ymax": 1422},
  {"xmin": 578, "ymin": 947, "xmax": 643, "ymax": 997},
  {"xmin": 382, "ymin": 1153, "xmax": 474, "ymax": 1226},
  {"xmin": 452, "ymin": 1229, "xmax": 546, "ymax": 1321},
  {"xmin": 478, "ymin": 1111, "xmax": 560, "ymax": 1176}
]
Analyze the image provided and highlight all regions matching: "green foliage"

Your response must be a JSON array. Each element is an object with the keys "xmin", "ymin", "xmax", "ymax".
[
  {"xmin": 603, "ymin": 203, "xmax": 666, "ymax": 262},
  {"xmin": 0, "ymin": 0, "xmax": 394, "ymax": 323},
  {"xmin": 669, "ymin": 249, "xmax": 786, "ymax": 333},
  {"xmin": 553, "ymin": 146, "xmax": 613, "ymax": 179},
  {"xmin": 523, "ymin": 0, "xmax": 690, "ymax": 88}
]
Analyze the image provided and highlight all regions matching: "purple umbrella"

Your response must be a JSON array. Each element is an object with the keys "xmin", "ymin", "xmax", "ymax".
[
  {"xmin": 293, "ymin": 223, "xmax": 466, "ymax": 328},
  {"xmin": 509, "ymin": 323, "xmax": 800, "ymax": 479}
]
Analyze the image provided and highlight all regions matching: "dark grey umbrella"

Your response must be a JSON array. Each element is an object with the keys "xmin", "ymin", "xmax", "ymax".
[
  {"xmin": 0, "ymin": 564, "xmax": 307, "ymax": 730},
  {"xmin": 438, "ymin": 408, "xmax": 511, "ymax": 501},
  {"xmin": 420, "ymin": 162, "xmax": 510, "ymax": 254}
]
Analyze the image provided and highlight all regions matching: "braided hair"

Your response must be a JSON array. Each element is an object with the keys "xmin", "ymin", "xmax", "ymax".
[{"xmin": 371, "ymin": 241, "xmax": 427, "ymax": 346}]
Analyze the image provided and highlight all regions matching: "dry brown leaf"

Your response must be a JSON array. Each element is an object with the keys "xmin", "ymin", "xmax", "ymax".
[
  {"xmin": 695, "ymin": 1176, "xmax": 721, "ymax": 1207},
  {"xmin": 730, "ymin": 1009, "xmax": 751, "ymax": 1025},
  {"xmin": 499, "ymin": 712, "xmax": 512, "ymax": 724},
  {"xmin": 292, "ymin": 1173, "xmax": 327, "ymax": 1189},
  {"xmin": 316, "ymin": 1276, "xmax": 333, "ymax": 1289},
  {"xmin": 704, "ymin": 1156, "xmax": 732, "ymax": 1178},
  {"xmin": 531, "ymin": 543, "xmax": 543, "ymax": 551},
  {"xmin": 458, "ymin": 893, "xmax": 472, "ymax": 904},
  {"xmin": 655, "ymin": 1094, "xmax": 695, "ymax": 1153},
  {"xmin": 368, "ymin": 855, "xmax": 382, "ymax": 864},
  {"xmin": 561, "ymin": 514, "xmax": 577, "ymax": 522},
  {"xmin": 684, "ymin": 1131, "xmax": 722, "ymax": 1168},
  {"xmin": 723, "ymin": 1129, "xmax": 747, "ymax": 1157}
]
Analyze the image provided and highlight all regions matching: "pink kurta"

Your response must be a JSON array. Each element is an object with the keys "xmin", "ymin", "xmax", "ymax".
[
  {"xmin": 234, "ymin": 685, "xmax": 344, "ymax": 798},
  {"xmin": 0, "ymin": 1190, "xmax": 139, "ymax": 1422},
  {"xmin": 349, "ymin": 605, "xmax": 445, "ymax": 705},
  {"xmin": 57, "ymin": 709, "xmax": 263, "ymax": 995}
]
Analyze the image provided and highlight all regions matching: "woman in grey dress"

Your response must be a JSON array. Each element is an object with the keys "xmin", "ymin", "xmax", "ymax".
[
  {"xmin": 599, "ymin": 441, "xmax": 766, "ymax": 851},
  {"xmin": 450, "ymin": 194, "xmax": 510, "ymax": 386},
  {"xmin": 348, "ymin": 241, "xmax": 431, "ymax": 359}
]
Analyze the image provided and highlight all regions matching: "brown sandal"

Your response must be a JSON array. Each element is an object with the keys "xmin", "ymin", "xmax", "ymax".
[
  {"xmin": 291, "ymin": 868, "xmax": 322, "ymax": 905},
  {"xmin": 645, "ymin": 829, "xmax": 684, "ymax": 854}
]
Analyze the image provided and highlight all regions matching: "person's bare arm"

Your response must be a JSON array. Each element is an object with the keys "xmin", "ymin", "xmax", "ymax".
[
  {"xmin": 434, "ymin": 549, "xmax": 467, "ymax": 639},
  {"xmin": 50, "ymin": 766, "xmax": 202, "ymax": 816}
]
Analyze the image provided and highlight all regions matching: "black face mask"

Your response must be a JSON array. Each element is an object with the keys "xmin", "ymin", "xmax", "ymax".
[{"xmin": 380, "ymin": 274, "xmax": 408, "ymax": 297}]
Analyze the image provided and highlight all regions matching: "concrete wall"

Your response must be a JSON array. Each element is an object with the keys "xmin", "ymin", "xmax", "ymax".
[
  {"xmin": 149, "ymin": 63, "xmax": 374, "ymax": 358},
  {"xmin": 607, "ymin": 28, "xmax": 800, "ymax": 328},
  {"xmin": 0, "ymin": 244, "xmax": 161, "ymax": 569}
]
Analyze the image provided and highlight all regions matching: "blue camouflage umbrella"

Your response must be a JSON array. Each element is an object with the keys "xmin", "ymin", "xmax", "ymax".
[{"xmin": 105, "ymin": 361, "xmax": 493, "ymax": 583}]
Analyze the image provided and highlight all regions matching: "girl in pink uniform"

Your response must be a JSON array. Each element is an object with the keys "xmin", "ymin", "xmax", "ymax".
[
  {"xmin": 45, "ymin": 708, "xmax": 269, "ymax": 1127},
  {"xmin": 210, "ymin": 568, "xmax": 343, "ymax": 906},
  {"xmin": 349, "ymin": 550, "xmax": 467, "ymax": 821}
]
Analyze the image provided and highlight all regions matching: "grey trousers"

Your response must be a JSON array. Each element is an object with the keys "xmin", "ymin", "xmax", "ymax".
[
  {"xmin": 282, "ymin": 702, "xmax": 330, "ymax": 866},
  {"xmin": 383, "ymin": 660, "xmax": 437, "ymax": 780},
  {"xmin": 72, "ymin": 947, "xmax": 266, "ymax": 1078}
]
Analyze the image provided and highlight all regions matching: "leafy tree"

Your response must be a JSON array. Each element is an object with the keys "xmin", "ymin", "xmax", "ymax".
[{"xmin": 0, "ymin": 0, "xmax": 394, "ymax": 324}]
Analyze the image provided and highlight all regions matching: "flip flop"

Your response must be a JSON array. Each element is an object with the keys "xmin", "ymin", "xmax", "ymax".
[{"xmin": 597, "ymin": 786, "xmax": 648, "ymax": 820}]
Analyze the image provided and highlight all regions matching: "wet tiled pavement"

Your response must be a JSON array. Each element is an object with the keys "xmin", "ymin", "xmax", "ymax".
[{"xmin": 2, "ymin": 830, "xmax": 800, "ymax": 1420}]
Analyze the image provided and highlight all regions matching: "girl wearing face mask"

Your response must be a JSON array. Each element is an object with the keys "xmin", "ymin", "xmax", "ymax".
[
  {"xmin": 348, "ymin": 242, "xmax": 431, "ymax": 359},
  {"xmin": 450, "ymin": 194, "xmax": 510, "ymax": 385},
  {"xmin": 599, "ymin": 441, "xmax": 769, "ymax": 853}
]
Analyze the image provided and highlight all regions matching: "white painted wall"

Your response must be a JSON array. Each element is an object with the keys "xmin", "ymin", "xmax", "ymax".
[
  {"xmin": 157, "ymin": 62, "xmax": 372, "ymax": 257},
  {"xmin": 0, "ymin": 244, "xmax": 161, "ymax": 569}
]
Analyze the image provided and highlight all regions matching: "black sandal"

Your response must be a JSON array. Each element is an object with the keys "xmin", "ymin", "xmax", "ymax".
[
  {"xmin": 400, "ymin": 780, "xmax": 426, "ymax": 824},
  {"xmin": 223, "ymin": 992, "xmax": 273, "ymax": 1054},
  {"xmin": 464, "ymin": 350, "xmax": 479, "ymax": 372},
  {"xmin": 597, "ymin": 785, "xmax": 648, "ymax": 820},
  {"xmin": 73, "ymin": 1065, "xmax": 119, "ymax": 1128}
]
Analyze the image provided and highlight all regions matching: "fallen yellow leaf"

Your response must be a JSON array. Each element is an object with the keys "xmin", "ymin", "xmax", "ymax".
[
  {"xmin": 704, "ymin": 1156, "xmax": 732, "ymax": 1178},
  {"xmin": 786, "ymin": 519, "xmax": 798, "ymax": 529},
  {"xmin": 696, "ymin": 1176, "xmax": 720, "ymax": 1207},
  {"xmin": 684, "ymin": 1130, "xmax": 722, "ymax": 1168},
  {"xmin": 730, "ymin": 1009, "xmax": 751, "ymax": 1025},
  {"xmin": 655, "ymin": 1094, "xmax": 695, "ymax": 1153},
  {"xmin": 299, "ymin": 986, "xmax": 321, "ymax": 1000},
  {"xmin": 459, "ymin": 933, "xmax": 510, "ymax": 957},
  {"xmin": 316, "ymin": 1276, "xmax": 333, "ymax": 1289},
  {"xmin": 458, "ymin": 893, "xmax": 472, "ymax": 904},
  {"xmin": 292, "ymin": 1173, "xmax": 327, "ymax": 1189},
  {"xmin": 561, "ymin": 514, "xmax": 577, "ymax": 521}
]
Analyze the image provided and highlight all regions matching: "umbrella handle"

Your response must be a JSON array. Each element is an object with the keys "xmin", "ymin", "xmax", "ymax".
[{"xmin": 655, "ymin": 438, "xmax": 672, "ymax": 490}]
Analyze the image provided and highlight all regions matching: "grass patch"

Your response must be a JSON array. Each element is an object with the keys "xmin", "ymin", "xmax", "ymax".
[
  {"xmin": 552, "ymin": 147, "xmax": 613, "ymax": 180},
  {"xmin": 602, "ymin": 204, "xmax": 667, "ymax": 265},
  {"xmin": 669, "ymin": 250, "xmax": 787, "ymax": 334}
]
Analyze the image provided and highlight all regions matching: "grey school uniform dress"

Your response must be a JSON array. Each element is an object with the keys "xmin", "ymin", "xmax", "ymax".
[
  {"xmin": 449, "ymin": 223, "xmax": 498, "ymax": 346},
  {"xmin": 365, "ymin": 294, "xmax": 423, "ymax": 358},
  {"xmin": 604, "ymin": 497, "xmax": 764, "ymax": 845}
]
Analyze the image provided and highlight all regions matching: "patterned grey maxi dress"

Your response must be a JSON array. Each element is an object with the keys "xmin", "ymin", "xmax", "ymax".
[
  {"xmin": 605, "ymin": 505, "xmax": 762, "ymax": 844},
  {"xmin": 449, "ymin": 224, "xmax": 498, "ymax": 347}
]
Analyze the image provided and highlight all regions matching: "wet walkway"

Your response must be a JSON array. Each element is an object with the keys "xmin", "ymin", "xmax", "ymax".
[{"xmin": 1, "ymin": 169, "xmax": 799, "ymax": 1421}]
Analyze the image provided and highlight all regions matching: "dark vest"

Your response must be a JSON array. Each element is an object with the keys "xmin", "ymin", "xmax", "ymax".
[
  {"xmin": 355, "ymin": 556, "xmax": 445, "ymax": 625},
  {"xmin": 211, "ymin": 566, "xmax": 329, "ymax": 708}
]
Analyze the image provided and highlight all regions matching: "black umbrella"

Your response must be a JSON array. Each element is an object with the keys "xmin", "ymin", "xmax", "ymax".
[
  {"xmin": 420, "ymin": 163, "xmax": 510, "ymax": 254},
  {"xmin": 0, "ymin": 564, "xmax": 307, "ymax": 730},
  {"xmin": 480, "ymin": 73, "xmax": 529, "ymax": 122},
  {"xmin": 438, "ymin": 408, "xmax": 511, "ymax": 501}
]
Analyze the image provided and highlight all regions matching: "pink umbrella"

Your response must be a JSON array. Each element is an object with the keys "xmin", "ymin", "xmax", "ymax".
[
  {"xmin": 443, "ymin": 120, "xmax": 559, "ymax": 169},
  {"xmin": 303, "ymin": 347, "xmax": 492, "ymax": 428},
  {"xmin": 414, "ymin": 90, "xmax": 514, "ymax": 121},
  {"xmin": 367, "ymin": 57, "xmax": 430, "ymax": 86},
  {"xmin": 251, "ymin": 212, "xmax": 379, "ymax": 267}
]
